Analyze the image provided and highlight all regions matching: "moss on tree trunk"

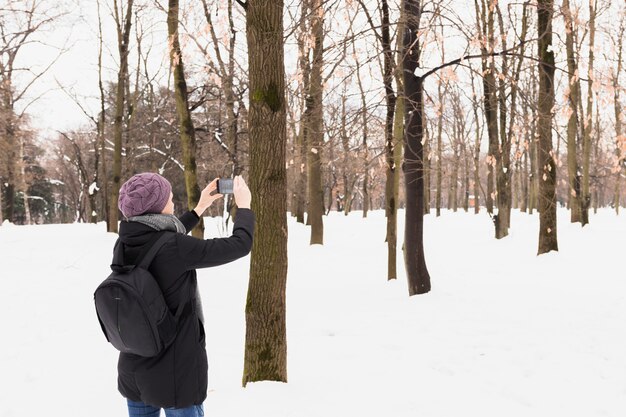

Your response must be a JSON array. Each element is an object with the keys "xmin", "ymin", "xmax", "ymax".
[{"xmin": 242, "ymin": 0, "xmax": 288, "ymax": 386}]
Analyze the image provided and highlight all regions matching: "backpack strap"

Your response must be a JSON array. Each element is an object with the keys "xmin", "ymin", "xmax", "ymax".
[{"xmin": 136, "ymin": 232, "xmax": 174, "ymax": 269}]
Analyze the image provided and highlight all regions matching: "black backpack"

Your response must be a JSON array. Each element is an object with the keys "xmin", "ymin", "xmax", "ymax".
[{"xmin": 94, "ymin": 231, "xmax": 184, "ymax": 357}]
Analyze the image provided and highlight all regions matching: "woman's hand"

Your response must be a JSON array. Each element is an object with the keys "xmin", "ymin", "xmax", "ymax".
[
  {"xmin": 233, "ymin": 175, "xmax": 252, "ymax": 209},
  {"xmin": 193, "ymin": 178, "xmax": 223, "ymax": 217}
]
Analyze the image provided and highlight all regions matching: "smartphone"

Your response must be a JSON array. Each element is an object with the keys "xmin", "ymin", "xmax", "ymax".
[{"xmin": 217, "ymin": 178, "xmax": 234, "ymax": 194}]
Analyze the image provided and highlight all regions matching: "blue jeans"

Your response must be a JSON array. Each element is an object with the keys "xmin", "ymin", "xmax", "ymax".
[{"xmin": 127, "ymin": 400, "xmax": 204, "ymax": 417}]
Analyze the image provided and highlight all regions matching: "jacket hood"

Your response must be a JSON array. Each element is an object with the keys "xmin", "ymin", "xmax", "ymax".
[{"xmin": 118, "ymin": 220, "xmax": 158, "ymax": 246}]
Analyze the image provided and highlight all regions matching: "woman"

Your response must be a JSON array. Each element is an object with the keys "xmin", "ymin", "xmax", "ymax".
[{"xmin": 115, "ymin": 172, "xmax": 254, "ymax": 417}]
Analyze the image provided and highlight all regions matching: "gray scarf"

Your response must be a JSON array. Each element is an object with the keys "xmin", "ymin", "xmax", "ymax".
[
  {"xmin": 128, "ymin": 213, "xmax": 205, "ymax": 324},
  {"xmin": 127, "ymin": 213, "xmax": 187, "ymax": 234}
]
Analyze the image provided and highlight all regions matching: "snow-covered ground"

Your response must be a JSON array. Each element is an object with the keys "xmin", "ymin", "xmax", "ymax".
[{"xmin": 1, "ymin": 208, "xmax": 625, "ymax": 417}]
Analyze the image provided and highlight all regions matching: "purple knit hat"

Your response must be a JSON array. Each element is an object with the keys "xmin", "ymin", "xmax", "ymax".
[{"xmin": 118, "ymin": 173, "xmax": 172, "ymax": 218}]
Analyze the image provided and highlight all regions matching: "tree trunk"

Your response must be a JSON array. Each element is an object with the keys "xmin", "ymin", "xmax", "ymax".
[
  {"xmin": 537, "ymin": 0, "xmax": 558, "ymax": 254},
  {"xmin": 340, "ymin": 91, "xmax": 352, "ymax": 216},
  {"xmin": 109, "ymin": 0, "xmax": 134, "ymax": 233},
  {"xmin": 18, "ymin": 136, "xmax": 31, "ymax": 225},
  {"xmin": 4, "ymin": 105, "xmax": 17, "ymax": 222},
  {"xmin": 403, "ymin": 0, "xmax": 431, "ymax": 296},
  {"xmin": 521, "ymin": 101, "xmax": 530, "ymax": 213},
  {"xmin": 470, "ymin": 68, "xmax": 482, "ymax": 214},
  {"xmin": 306, "ymin": 0, "xmax": 324, "ymax": 245},
  {"xmin": 226, "ymin": 0, "xmax": 239, "ymax": 175},
  {"xmin": 242, "ymin": 0, "xmax": 288, "ymax": 386},
  {"xmin": 381, "ymin": 0, "xmax": 398, "ymax": 279},
  {"xmin": 528, "ymin": 66, "xmax": 539, "ymax": 215},
  {"xmin": 354, "ymin": 43, "xmax": 369, "ymax": 218},
  {"xmin": 387, "ymin": 94, "xmax": 403, "ymax": 280},
  {"xmin": 475, "ymin": 0, "xmax": 498, "ymax": 216},
  {"xmin": 463, "ymin": 141, "xmax": 470, "ymax": 212},
  {"xmin": 292, "ymin": 0, "xmax": 309, "ymax": 224},
  {"xmin": 435, "ymin": 82, "xmax": 444, "ymax": 217},
  {"xmin": 98, "ymin": 0, "xmax": 109, "ymax": 227},
  {"xmin": 451, "ymin": 131, "xmax": 459, "ymax": 212},
  {"xmin": 581, "ymin": 0, "xmax": 597, "ymax": 226},
  {"xmin": 614, "ymin": 21, "xmax": 624, "ymax": 215},
  {"xmin": 562, "ymin": 0, "xmax": 583, "ymax": 224},
  {"xmin": 168, "ymin": 0, "xmax": 203, "ymax": 238}
]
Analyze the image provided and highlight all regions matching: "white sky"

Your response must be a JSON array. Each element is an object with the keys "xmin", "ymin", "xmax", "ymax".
[
  {"xmin": 15, "ymin": 0, "xmax": 170, "ymax": 138},
  {"xmin": 11, "ymin": 0, "xmax": 625, "ymax": 149}
]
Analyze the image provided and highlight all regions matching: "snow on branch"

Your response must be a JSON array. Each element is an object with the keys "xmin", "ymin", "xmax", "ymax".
[{"xmin": 135, "ymin": 145, "xmax": 184, "ymax": 171}]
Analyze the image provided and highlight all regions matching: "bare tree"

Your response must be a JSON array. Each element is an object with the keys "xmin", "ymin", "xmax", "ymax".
[
  {"xmin": 562, "ymin": 0, "xmax": 583, "ymax": 223},
  {"xmin": 0, "ymin": 1, "xmax": 64, "ymax": 224},
  {"xmin": 611, "ymin": 13, "xmax": 624, "ymax": 214},
  {"xmin": 581, "ymin": 0, "xmax": 599, "ymax": 225},
  {"xmin": 109, "ymin": 0, "xmax": 134, "ymax": 233},
  {"xmin": 306, "ymin": 0, "xmax": 324, "ymax": 245},
  {"xmin": 242, "ymin": 0, "xmax": 288, "ymax": 386},
  {"xmin": 537, "ymin": 0, "xmax": 558, "ymax": 254},
  {"xmin": 402, "ymin": 0, "xmax": 431, "ymax": 295},
  {"xmin": 167, "ymin": 0, "xmax": 203, "ymax": 237}
]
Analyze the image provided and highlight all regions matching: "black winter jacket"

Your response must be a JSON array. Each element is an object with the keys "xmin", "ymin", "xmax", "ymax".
[{"xmin": 115, "ymin": 208, "xmax": 254, "ymax": 408}]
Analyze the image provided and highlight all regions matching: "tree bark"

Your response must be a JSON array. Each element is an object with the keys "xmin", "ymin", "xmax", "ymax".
[
  {"xmin": 293, "ymin": 0, "xmax": 310, "ymax": 224},
  {"xmin": 562, "ymin": 0, "xmax": 583, "ymax": 223},
  {"xmin": 537, "ymin": 0, "xmax": 558, "ymax": 254},
  {"xmin": 403, "ymin": 0, "xmax": 431, "ymax": 296},
  {"xmin": 581, "ymin": 0, "xmax": 597, "ymax": 226},
  {"xmin": 243, "ymin": 0, "xmax": 288, "ymax": 386},
  {"xmin": 475, "ymin": 0, "xmax": 498, "ymax": 216},
  {"xmin": 614, "ymin": 20, "xmax": 624, "ymax": 215},
  {"xmin": 354, "ymin": 41, "xmax": 369, "ymax": 218},
  {"xmin": 98, "ymin": 0, "xmax": 109, "ymax": 227},
  {"xmin": 470, "ymin": 67, "xmax": 482, "ymax": 214},
  {"xmin": 435, "ymin": 81, "xmax": 444, "ymax": 217},
  {"xmin": 109, "ymin": 0, "xmax": 133, "ymax": 233},
  {"xmin": 168, "ymin": 0, "xmax": 203, "ymax": 238},
  {"xmin": 306, "ymin": 0, "xmax": 324, "ymax": 245}
]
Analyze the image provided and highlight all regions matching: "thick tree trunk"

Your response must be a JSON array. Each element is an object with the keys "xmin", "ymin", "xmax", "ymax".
[
  {"xmin": 243, "ymin": 0, "xmax": 288, "ymax": 386},
  {"xmin": 403, "ymin": 0, "xmax": 431, "ymax": 296},
  {"xmin": 537, "ymin": 0, "xmax": 558, "ymax": 254},
  {"xmin": 168, "ymin": 0, "xmax": 203, "ymax": 238},
  {"xmin": 306, "ymin": 0, "xmax": 324, "ymax": 245}
]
